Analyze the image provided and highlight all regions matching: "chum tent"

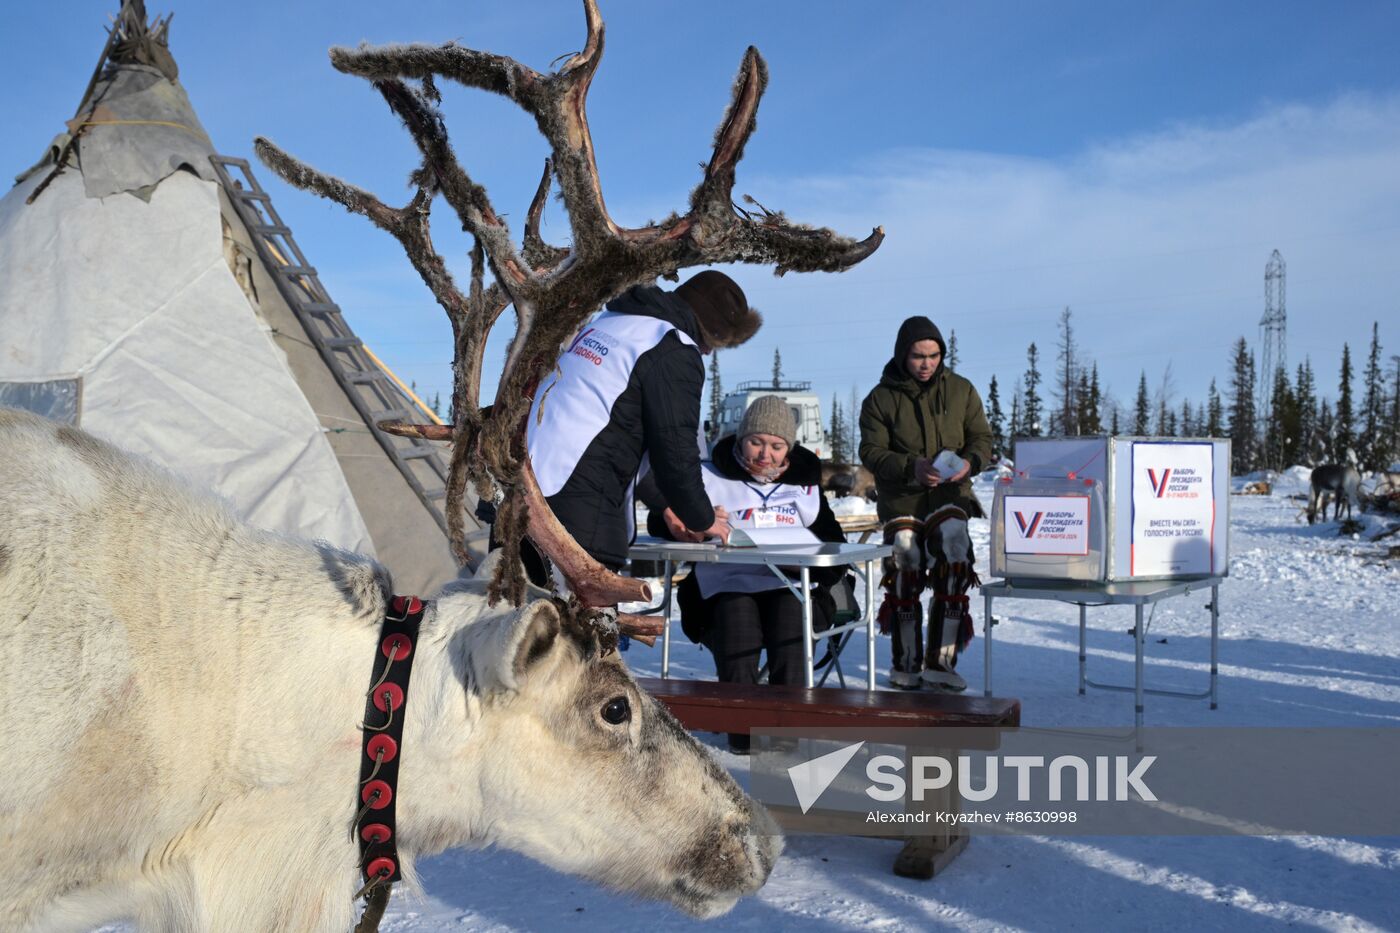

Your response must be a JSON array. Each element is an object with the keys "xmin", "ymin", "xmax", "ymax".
[{"xmin": 0, "ymin": 1, "xmax": 482, "ymax": 594}]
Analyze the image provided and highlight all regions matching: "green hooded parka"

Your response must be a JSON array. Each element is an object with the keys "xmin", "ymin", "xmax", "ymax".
[{"xmin": 859, "ymin": 316, "xmax": 992, "ymax": 522}]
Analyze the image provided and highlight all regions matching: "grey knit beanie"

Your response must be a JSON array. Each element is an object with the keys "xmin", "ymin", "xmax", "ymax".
[{"xmin": 739, "ymin": 395, "xmax": 797, "ymax": 446}]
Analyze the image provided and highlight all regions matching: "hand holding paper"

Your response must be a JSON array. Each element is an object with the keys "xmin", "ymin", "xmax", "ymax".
[{"xmin": 932, "ymin": 449, "xmax": 968, "ymax": 481}]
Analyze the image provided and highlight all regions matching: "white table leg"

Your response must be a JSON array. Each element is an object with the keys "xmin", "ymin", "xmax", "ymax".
[
  {"xmin": 1210, "ymin": 584, "xmax": 1219, "ymax": 710},
  {"xmin": 1078, "ymin": 603, "xmax": 1087, "ymax": 695},
  {"xmin": 983, "ymin": 590, "xmax": 993, "ymax": 698},
  {"xmin": 801, "ymin": 566, "xmax": 814, "ymax": 688},
  {"xmin": 1135, "ymin": 603, "xmax": 1145, "ymax": 729},
  {"xmin": 866, "ymin": 558, "xmax": 877, "ymax": 695}
]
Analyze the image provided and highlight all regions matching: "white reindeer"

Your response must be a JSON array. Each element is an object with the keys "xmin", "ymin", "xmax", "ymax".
[{"xmin": 0, "ymin": 409, "xmax": 780, "ymax": 932}]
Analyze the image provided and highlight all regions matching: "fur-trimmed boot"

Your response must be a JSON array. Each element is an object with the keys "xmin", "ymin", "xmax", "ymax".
[
  {"xmin": 920, "ymin": 505, "xmax": 979, "ymax": 692},
  {"xmin": 879, "ymin": 517, "xmax": 926, "ymax": 689}
]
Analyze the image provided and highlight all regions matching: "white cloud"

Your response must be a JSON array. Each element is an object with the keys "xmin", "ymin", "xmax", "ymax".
[{"xmin": 709, "ymin": 93, "xmax": 1400, "ymax": 412}]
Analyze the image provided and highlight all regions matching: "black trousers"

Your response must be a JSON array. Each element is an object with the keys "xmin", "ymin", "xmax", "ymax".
[{"xmin": 706, "ymin": 589, "xmax": 809, "ymax": 687}]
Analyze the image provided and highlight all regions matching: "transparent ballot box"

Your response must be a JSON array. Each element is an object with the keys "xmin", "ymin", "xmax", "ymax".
[
  {"xmin": 996, "ymin": 436, "xmax": 1231, "ymax": 583},
  {"xmin": 991, "ymin": 475, "xmax": 1106, "ymax": 583}
]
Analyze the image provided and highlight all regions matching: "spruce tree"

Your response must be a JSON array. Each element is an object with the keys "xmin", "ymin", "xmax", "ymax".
[
  {"xmin": 946, "ymin": 330, "xmax": 959, "ymax": 371},
  {"xmin": 1316, "ymin": 398, "xmax": 1335, "ymax": 463},
  {"xmin": 1206, "ymin": 379, "xmax": 1224, "ymax": 437},
  {"xmin": 1294, "ymin": 359, "xmax": 1317, "ymax": 466},
  {"xmin": 987, "ymin": 375, "xmax": 1006, "ymax": 461},
  {"xmin": 1361, "ymin": 323, "xmax": 1385, "ymax": 470},
  {"xmin": 829, "ymin": 394, "xmax": 847, "ymax": 464},
  {"xmin": 707, "ymin": 351, "xmax": 723, "ymax": 441},
  {"xmin": 1268, "ymin": 366, "xmax": 1296, "ymax": 469},
  {"xmin": 1335, "ymin": 343, "xmax": 1354, "ymax": 462},
  {"xmin": 1156, "ymin": 394, "xmax": 1171, "ymax": 437},
  {"xmin": 1055, "ymin": 306, "xmax": 1078, "ymax": 435},
  {"xmin": 771, "ymin": 348, "xmax": 783, "ymax": 388},
  {"xmin": 1022, "ymin": 344, "xmax": 1043, "ymax": 437},
  {"xmin": 1227, "ymin": 337, "xmax": 1258, "ymax": 474},
  {"xmin": 1110, "ymin": 406, "xmax": 1121, "ymax": 435},
  {"xmin": 1133, "ymin": 372, "xmax": 1151, "ymax": 435},
  {"xmin": 1390, "ymin": 355, "xmax": 1400, "ymax": 470},
  {"xmin": 1180, "ymin": 398, "xmax": 1194, "ymax": 437},
  {"xmin": 848, "ymin": 386, "xmax": 860, "ymax": 466},
  {"xmin": 1075, "ymin": 369, "xmax": 1092, "ymax": 436},
  {"xmin": 1009, "ymin": 379, "xmax": 1023, "ymax": 441},
  {"xmin": 1092, "ymin": 366, "xmax": 1103, "ymax": 427}
]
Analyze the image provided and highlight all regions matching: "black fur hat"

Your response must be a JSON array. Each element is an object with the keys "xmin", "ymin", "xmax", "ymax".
[{"xmin": 674, "ymin": 271, "xmax": 762, "ymax": 349}]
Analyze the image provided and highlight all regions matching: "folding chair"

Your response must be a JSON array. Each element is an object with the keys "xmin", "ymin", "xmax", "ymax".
[
  {"xmin": 755, "ymin": 574, "xmax": 861, "ymax": 687},
  {"xmin": 815, "ymin": 574, "xmax": 860, "ymax": 687}
]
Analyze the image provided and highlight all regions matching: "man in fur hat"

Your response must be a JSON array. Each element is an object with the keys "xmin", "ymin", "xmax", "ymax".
[
  {"xmin": 526, "ymin": 270, "xmax": 761, "ymax": 574},
  {"xmin": 860, "ymin": 315, "xmax": 992, "ymax": 691}
]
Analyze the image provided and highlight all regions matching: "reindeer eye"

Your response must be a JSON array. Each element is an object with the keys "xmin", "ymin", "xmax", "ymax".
[{"xmin": 601, "ymin": 696, "xmax": 631, "ymax": 725}]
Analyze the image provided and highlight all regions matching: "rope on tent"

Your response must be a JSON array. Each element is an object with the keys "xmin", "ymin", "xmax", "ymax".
[{"xmin": 72, "ymin": 118, "xmax": 207, "ymax": 138}]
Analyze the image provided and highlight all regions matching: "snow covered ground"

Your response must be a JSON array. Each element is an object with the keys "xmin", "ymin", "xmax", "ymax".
[
  {"xmin": 101, "ymin": 473, "xmax": 1400, "ymax": 932},
  {"xmin": 354, "ymin": 473, "xmax": 1400, "ymax": 933}
]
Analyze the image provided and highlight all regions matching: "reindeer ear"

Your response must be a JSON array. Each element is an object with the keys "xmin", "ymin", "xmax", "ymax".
[{"xmin": 507, "ymin": 599, "xmax": 562, "ymax": 686}]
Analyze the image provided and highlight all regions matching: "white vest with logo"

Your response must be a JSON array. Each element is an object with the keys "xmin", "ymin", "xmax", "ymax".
[
  {"xmin": 693, "ymin": 463, "xmax": 824, "ymax": 599},
  {"xmin": 527, "ymin": 310, "xmax": 696, "ymax": 498}
]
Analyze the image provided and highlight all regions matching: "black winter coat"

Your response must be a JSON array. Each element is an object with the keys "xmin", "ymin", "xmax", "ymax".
[{"xmin": 544, "ymin": 286, "xmax": 716, "ymax": 568}]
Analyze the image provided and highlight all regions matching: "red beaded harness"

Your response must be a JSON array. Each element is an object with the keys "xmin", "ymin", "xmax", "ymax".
[{"xmin": 352, "ymin": 594, "xmax": 425, "ymax": 927}]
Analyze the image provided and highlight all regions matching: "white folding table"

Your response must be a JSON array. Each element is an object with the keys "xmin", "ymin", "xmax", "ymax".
[
  {"xmin": 980, "ymin": 576, "xmax": 1224, "ymax": 727},
  {"xmin": 626, "ymin": 537, "xmax": 892, "ymax": 690}
]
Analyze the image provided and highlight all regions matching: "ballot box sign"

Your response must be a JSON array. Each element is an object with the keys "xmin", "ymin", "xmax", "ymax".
[
  {"xmin": 1131, "ymin": 442, "xmax": 1216, "ymax": 576},
  {"xmin": 1003, "ymin": 495, "xmax": 1091, "ymax": 556}
]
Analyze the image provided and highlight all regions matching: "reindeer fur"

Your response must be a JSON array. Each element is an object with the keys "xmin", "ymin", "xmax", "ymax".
[{"xmin": 0, "ymin": 409, "xmax": 779, "ymax": 932}]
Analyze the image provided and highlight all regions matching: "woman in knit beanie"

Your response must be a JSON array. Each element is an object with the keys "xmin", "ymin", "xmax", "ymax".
[
  {"xmin": 734, "ymin": 395, "xmax": 796, "ymax": 483},
  {"xmin": 646, "ymin": 394, "xmax": 852, "ymax": 754}
]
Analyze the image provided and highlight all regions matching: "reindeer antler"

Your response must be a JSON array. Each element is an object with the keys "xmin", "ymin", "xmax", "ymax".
[{"xmin": 255, "ymin": 0, "xmax": 883, "ymax": 620}]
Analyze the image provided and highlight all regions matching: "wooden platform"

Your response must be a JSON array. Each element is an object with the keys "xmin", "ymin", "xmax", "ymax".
[
  {"xmin": 639, "ymin": 677, "xmax": 1021, "ymax": 880},
  {"xmin": 638, "ymin": 678, "xmax": 1020, "ymax": 732}
]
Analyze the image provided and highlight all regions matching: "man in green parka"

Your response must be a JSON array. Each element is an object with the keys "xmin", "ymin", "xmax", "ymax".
[{"xmin": 860, "ymin": 315, "xmax": 992, "ymax": 690}]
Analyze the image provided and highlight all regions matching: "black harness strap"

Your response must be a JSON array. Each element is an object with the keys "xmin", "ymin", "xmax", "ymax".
[{"xmin": 354, "ymin": 594, "xmax": 425, "ymax": 917}]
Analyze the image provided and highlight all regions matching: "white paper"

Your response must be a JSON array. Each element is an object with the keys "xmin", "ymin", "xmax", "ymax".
[
  {"xmin": 725, "ymin": 526, "xmax": 822, "ymax": 548},
  {"xmin": 1002, "ymin": 495, "xmax": 1091, "ymax": 555},
  {"xmin": 933, "ymin": 449, "xmax": 967, "ymax": 480},
  {"xmin": 1130, "ymin": 442, "xmax": 1216, "ymax": 576}
]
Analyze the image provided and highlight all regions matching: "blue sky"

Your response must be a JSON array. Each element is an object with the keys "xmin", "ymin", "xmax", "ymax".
[{"xmin": 4, "ymin": 1, "xmax": 1399, "ymax": 425}]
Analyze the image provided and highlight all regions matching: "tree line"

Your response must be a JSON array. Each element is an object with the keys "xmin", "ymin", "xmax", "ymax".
[
  {"xmin": 707, "ymin": 314, "xmax": 1400, "ymax": 478},
  {"xmin": 988, "ymin": 309, "xmax": 1399, "ymax": 476}
]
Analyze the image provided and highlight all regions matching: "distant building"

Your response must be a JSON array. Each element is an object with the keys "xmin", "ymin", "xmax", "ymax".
[{"xmin": 711, "ymin": 380, "xmax": 828, "ymax": 459}]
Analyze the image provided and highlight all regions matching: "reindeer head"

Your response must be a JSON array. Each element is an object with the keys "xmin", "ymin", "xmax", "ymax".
[
  {"xmin": 405, "ymin": 558, "xmax": 780, "ymax": 917},
  {"xmin": 256, "ymin": 0, "xmax": 882, "ymax": 619}
]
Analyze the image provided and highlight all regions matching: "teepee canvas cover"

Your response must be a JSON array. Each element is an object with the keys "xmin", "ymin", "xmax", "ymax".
[{"xmin": 0, "ymin": 3, "xmax": 478, "ymax": 594}]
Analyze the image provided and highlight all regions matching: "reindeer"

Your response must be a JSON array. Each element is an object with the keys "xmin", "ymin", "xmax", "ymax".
[
  {"xmin": 1308, "ymin": 463, "xmax": 1363, "ymax": 524},
  {"xmin": 0, "ymin": 408, "xmax": 779, "ymax": 931},
  {"xmin": 821, "ymin": 463, "xmax": 877, "ymax": 501},
  {"xmin": 3, "ymin": 3, "xmax": 882, "ymax": 929}
]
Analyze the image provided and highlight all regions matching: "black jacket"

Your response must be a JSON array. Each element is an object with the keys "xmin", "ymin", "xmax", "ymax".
[
  {"xmin": 545, "ymin": 286, "xmax": 715, "ymax": 568},
  {"xmin": 648, "ymin": 436, "xmax": 849, "ymax": 643}
]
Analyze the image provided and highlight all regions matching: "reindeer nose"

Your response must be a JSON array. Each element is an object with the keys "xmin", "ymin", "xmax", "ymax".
[{"xmin": 741, "ymin": 802, "xmax": 784, "ymax": 887}]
